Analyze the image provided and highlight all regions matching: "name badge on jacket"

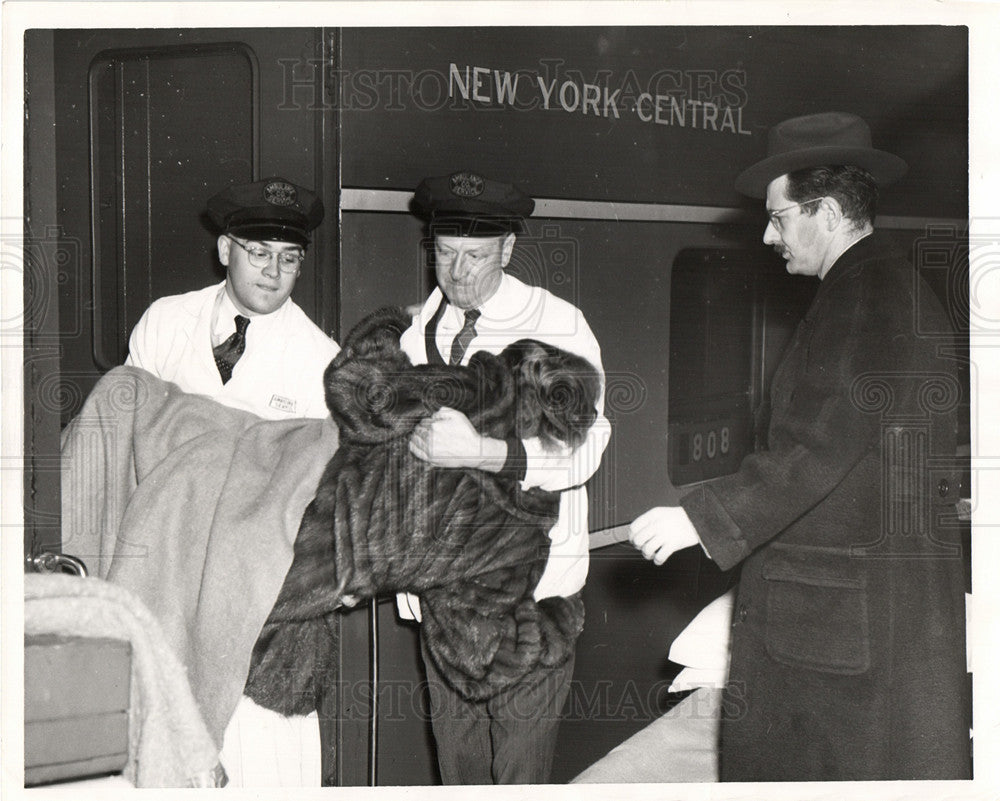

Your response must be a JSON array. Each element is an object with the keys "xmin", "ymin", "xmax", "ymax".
[{"xmin": 269, "ymin": 394, "xmax": 297, "ymax": 414}]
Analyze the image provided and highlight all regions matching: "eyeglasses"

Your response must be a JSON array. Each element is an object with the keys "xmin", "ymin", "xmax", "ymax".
[
  {"xmin": 228, "ymin": 236, "xmax": 305, "ymax": 272},
  {"xmin": 766, "ymin": 197, "xmax": 825, "ymax": 230}
]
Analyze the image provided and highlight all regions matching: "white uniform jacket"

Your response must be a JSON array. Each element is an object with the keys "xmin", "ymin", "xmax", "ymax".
[{"xmin": 126, "ymin": 282, "xmax": 339, "ymax": 420}]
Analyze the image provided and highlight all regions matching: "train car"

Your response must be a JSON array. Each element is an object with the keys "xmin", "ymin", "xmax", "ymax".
[{"xmin": 11, "ymin": 14, "xmax": 985, "ymax": 792}]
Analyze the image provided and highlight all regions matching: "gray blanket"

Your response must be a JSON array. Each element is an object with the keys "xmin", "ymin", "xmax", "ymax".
[{"xmin": 60, "ymin": 366, "xmax": 339, "ymax": 748}]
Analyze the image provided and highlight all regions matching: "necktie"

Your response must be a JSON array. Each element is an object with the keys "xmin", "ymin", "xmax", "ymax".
[
  {"xmin": 213, "ymin": 315, "xmax": 250, "ymax": 384},
  {"xmin": 449, "ymin": 309, "xmax": 481, "ymax": 365}
]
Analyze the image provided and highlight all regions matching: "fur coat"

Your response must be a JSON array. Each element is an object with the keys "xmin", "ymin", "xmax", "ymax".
[{"xmin": 244, "ymin": 308, "xmax": 600, "ymax": 714}]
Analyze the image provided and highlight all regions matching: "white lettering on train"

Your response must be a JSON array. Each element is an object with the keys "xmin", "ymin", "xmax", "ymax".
[
  {"xmin": 448, "ymin": 63, "xmax": 750, "ymax": 136},
  {"xmin": 450, "ymin": 63, "xmax": 752, "ymax": 135}
]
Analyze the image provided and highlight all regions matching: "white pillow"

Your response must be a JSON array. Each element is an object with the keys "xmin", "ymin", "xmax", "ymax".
[{"xmin": 667, "ymin": 589, "xmax": 735, "ymax": 691}]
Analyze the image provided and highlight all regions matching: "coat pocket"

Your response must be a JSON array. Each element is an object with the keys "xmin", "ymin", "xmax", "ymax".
[{"xmin": 761, "ymin": 544, "xmax": 870, "ymax": 675}]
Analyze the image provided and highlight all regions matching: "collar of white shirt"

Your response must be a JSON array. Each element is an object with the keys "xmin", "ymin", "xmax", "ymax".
[
  {"xmin": 211, "ymin": 282, "xmax": 288, "ymax": 347},
  {"xmin": 438, "ymin": 272, "xmax": 534, "ymax": 336}
]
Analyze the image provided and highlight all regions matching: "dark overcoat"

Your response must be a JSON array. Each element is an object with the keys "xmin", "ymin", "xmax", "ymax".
[{"xmin": 681, "ymin": 235, "xmax": 970, "ymax": 781}]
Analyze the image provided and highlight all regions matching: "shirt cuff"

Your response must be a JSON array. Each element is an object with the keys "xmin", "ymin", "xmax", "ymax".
[
  {"xmin": 498, "ymin": 437, "xmax": 528, "ymax": 481},
  {"xmin": 395, "ymin": 592, "xmax": 421, "ymax": 622}
]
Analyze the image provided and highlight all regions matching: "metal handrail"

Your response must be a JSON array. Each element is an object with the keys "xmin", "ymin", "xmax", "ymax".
[
  {"xmin": 28, "ymin": 552, "xmax": 89, "ymax": 577},
  {"xmin": 368, "ymin": 597, "xmax": 379, "ymax": 787}
]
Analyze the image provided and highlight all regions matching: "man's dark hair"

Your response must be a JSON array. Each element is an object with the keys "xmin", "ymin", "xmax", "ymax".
[{"xmin": 785, "ymin": 165, "xmax": 879, "ymax": 229}]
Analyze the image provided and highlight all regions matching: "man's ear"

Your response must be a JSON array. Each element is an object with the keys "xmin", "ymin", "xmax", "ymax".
[
  {"xmin": 500, "ymin": 232, "xmax": 517, "ymax": 267},
  {"xmin": 217, "ymin": 235, "xmax": 231, "ymax": 266},
  {"xmin": 819, "ymin": 196, "xmax": 844, "ymax": 232}
]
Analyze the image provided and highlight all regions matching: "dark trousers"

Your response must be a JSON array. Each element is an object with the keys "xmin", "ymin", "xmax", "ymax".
[{"xmin": 420, "ymin": 635, "xmax": 575, "ymax": 784}]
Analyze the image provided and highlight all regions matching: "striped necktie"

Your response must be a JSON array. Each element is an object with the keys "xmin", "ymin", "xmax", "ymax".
[
  {"xmin": 449, "ymin": 308, "xmax": 481, "ymax": 365},
  {"xmin": 213, "ymin": 315, "xmax": 250, "ymax": 384}
]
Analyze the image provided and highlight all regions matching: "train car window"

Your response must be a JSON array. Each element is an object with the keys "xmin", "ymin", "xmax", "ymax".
[
  {"xmin": 667, "ymin": 248, "xmax": 817, "ymax": 486},
  {"xmin": 88, "ymin": 44, "xmax": 258, "ymax": 369}
]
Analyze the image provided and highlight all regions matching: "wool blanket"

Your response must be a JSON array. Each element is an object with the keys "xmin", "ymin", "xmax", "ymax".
[
  {"xmin": 245, "ymin": 308, "xmax": 597, "ymax": 713},
  {"xmin": 60, "ymin": 367, "xmax": 339, "ymax": 748}
]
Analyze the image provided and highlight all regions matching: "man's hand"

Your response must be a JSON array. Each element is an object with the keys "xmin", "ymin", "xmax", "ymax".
[
  {"xmin": 408, "ymin": 406, "xmax": 507, "ymax": 471},
  {"xmin": 629, "ymin": 506, "xmax": 702, "ymax": 565}
]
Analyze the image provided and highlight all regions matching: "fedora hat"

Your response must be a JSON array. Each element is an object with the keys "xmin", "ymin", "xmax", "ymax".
[{"xmin": 734, "ymin": 112, "xmax": 908, "ymax": 198}]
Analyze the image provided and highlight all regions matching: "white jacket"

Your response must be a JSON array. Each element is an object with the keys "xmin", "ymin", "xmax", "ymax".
[{"xmin": 126, "ymin": 282, "xmax": 339, "ymax": 420}]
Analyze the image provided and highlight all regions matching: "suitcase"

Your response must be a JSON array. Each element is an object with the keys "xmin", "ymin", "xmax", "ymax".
[{"xmin": 24, "ymin": 634, "xmax": 131, "ymax": 786}]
